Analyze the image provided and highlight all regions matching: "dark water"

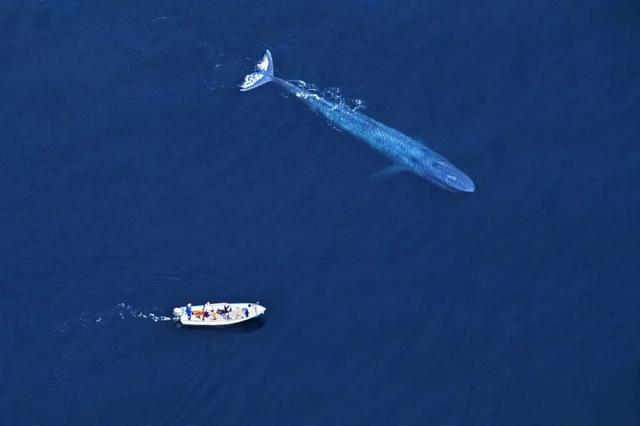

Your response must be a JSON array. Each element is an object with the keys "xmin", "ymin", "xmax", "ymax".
[{"xmin": 2, "ymin": 1, "xmax": 639, "ymax": 424}]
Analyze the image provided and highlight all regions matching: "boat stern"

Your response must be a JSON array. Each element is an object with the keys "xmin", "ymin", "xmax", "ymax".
[{"xmin": 172, "ymin": 307, "xmax": 183, "ymax": 321}]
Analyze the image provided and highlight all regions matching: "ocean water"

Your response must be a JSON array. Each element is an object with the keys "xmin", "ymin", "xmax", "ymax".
[{"xmin": 1, "ymin": 1, "xmax": 639, "ymax": 424}]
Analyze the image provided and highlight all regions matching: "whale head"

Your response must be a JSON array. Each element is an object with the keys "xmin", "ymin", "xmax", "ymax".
[{"xmin": 415, "ymin": 155, "xmax": 475, "ymax": 193}]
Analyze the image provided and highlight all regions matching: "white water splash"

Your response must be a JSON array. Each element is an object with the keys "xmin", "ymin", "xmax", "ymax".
[
  {"xmin": 289, "ymin": 80, "xmax": 367, "ymax": 132},
  {"xmin": 323, "ymin": 86, "xmax": 367, "ymax": 113}
]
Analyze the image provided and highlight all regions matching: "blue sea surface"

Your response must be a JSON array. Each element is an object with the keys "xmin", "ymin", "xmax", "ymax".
[{"xmin": 1, "ymin": 1, "xmax": 639, "ymax": 424}]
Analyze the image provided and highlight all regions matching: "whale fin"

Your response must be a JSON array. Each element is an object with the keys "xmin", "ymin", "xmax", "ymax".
[
  {"xmin": 239, "ymin": 50, "xmax": 274, "ymax": 91},
  {"xmin": 372, "ymin": 164, "xmax": 409, "ymax": 179}
]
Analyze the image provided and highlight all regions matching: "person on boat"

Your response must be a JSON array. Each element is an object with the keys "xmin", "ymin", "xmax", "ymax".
[
  {"xmin": 203, "ymin": 302, "xmax": 211, "ymax": 320},
  {"xmin": 186, "ymin": 303, "xmax": 192, "ymax": 320}
]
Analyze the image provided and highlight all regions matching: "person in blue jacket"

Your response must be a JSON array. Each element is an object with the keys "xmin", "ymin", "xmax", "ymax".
[{"xmin": 186, "ymin": 303, "xmax": 192, "ymax": 320}]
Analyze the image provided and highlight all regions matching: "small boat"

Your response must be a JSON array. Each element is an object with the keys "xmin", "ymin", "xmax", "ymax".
[{"xmin": 172, "ymin": 302, "xmax": 266, "ymax": 326}]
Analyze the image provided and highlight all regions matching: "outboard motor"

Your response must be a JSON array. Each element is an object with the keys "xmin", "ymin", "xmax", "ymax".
[{"xmin": 172, "ymin": 307, "xmax": 183, "ymax": 321}]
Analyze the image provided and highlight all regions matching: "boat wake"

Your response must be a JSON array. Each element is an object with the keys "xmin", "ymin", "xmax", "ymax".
[
  {"xmin": 116, "ymin": 302, "xmax": 173, "ymax": 322},
  {"xmin": 53, "ymin": 303, "xmax": 172, "ymax": 333}
]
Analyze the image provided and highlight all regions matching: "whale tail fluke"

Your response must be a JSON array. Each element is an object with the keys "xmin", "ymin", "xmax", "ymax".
[{"xmin": 239, "ymin": 50, "xmax": 274, "ymax": 91}]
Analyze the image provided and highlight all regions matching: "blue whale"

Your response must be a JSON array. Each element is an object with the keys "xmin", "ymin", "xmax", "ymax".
[{"xmin": 240, "ymin": 50, "xmax": 475, "ymax": 193}]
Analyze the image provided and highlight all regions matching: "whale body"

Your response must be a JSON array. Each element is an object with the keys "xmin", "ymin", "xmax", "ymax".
[{"xmin": 240, "ymin": 50, "xmax": 475, "ymax": 193}]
